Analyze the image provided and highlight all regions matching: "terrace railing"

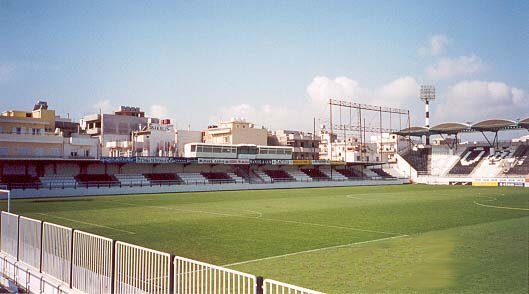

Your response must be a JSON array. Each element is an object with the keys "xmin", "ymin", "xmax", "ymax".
[{"xmin": 0, "ymin": 211, "xmax": 325, "ymax": 294}]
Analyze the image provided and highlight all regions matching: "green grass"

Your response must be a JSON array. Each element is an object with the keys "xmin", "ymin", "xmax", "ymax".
[{"xmin": 2, "ymin": 184, "xmax": 528, "ymax": 293}]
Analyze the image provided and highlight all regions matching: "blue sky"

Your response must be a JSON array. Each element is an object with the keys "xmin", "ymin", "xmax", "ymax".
[{"xmin": 1, "ymin": 0, "xmax": 527, "ymax": 132}]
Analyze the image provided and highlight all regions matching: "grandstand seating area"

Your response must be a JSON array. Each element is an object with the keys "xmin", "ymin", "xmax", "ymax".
[
  {"xmin": 201, "ymin": 172, "xmax": 235, "ymax": 183},
  {"xmin": 301, "ymin": 169, "xmax": 330, "ymax": 180},
  {"xmin": 319, "ymin": 167, "xmax": 348, "ymax": 181},
  {"xmin": 370, "ymin": 168, "xmax": 394, "ymax": 178},
  {"xmin": 449, "ymin": 147, "xmax": 490, "ymax": 175},
  {"xmin": 286, "ymin": 169, "xmax": 313, "ymax": 181},
  {"xmin": 75, "ymin": 174, "xmax": 119, "ymax": 186},
  {"xmin": 176, "ymin": 172, "xmax": 208, "ymax": 184},
  {"xmin": 144, "ymin": 173, "xmax": 183, "ymax": 185},
  {"xmin": 40, "ymin": 175, "xmax": 77, "ymax": 188},
  {"xmin": 115, "ymin": 174, "xmax": 151, "ymax": 186},
  {"xmin": 336, "ymin": 168, "xmax": 365, "ymax": 179},
  {"xmin": 400, "ymin": 148, "xmax": 431, "ymax": 173},
  {"xmin": 263, "ymin": 170, "xmax": 294, "ymax": 182},
  {"xmin": 507, "ymin": 145, "xmax": 529, "ymax": 175}
]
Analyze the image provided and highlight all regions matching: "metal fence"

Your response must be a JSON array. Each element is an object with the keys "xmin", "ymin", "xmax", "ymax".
[
  {"xmin": 0, "ymin": 212, "xmax": 18, "ymax": 258},
  {"xmin": 0, "ymin": 211, "xmax": 325, "ymax": 294},
  {"xmin": 263, "ymin": 279, "xmax": 324, "ymax": 294},
  {"xmin": 18, "ymin": 216, "xmax": 41, "ymax": 270},
  {"xmin": 72, "ymin": 230, "xmax": 113, "ymax": 293},
  {"xmin": 115, "ymin": 241, "xmax": 172, "ymax": 294},
  {"xmin": 174, "ymin": 255, "xmax": 256, "ymax": 294}
]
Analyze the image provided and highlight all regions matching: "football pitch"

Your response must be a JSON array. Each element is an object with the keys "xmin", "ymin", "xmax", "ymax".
[{"xmin": 2, "ymin": 184, "xmax": 528, "ymax": 293}]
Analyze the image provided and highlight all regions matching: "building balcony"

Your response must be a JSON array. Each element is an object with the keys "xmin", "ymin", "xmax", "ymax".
[
  {"xmin": 86, "ymin": 128, "xmax": 101, "ymax": 135},
  {"xmin": 0, "ymin": 132, "xmax": 63, "ymax": 144},
  {"xmin": 106, "ymin": 141, "xmax": 133, "ymax": 148}
]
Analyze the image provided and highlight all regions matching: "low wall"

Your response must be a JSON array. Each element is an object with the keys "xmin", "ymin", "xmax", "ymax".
[{"xmin": 7, "ymin": 179, "xmax": 409, "ymax": 199}]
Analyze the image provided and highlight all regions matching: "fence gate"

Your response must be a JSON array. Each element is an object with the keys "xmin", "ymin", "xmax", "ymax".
[
  {"xmin": 174, "ymin": 255, "xmax": 256, "ymax": 294},
  {"xmin": 72, "ymin": 230, "xmax": 113, "ymax": 293},
  {"xmin": 18, "ymin": 216, "xmax": 42, "ymax": 270},
  {"xmin": 41, "ymin": 222, "xmax": 73, "ymax": 284},
  {"xmin": 0, "ymin": 211, "xmax": 18, "ymax": 258},
  {"xmin": 114, "ymin": 241, "xmax": 171, "ymax": 294}
]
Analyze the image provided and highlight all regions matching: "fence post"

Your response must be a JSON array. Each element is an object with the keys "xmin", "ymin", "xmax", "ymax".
[
  {"xmin": 110, "ymin": 240, "xmax": 116, "ymax": 294},
  {"xmin": 69, "ymin": 229, "xmax": 75, "ymax": 289},
  {"xmin": 16, "ymin": 215, "xmax": 20, "ymax": 261},
  {"xmin": 256, "ymin": 276, "xmax": 264, "ymax": 294},
  {"xmin": 169, "ymin": 254, "xmax": 175, "ymax": 294},
  {"xmin": 39, "ymin": 221, "xmax": 43, "ymax": 273}
]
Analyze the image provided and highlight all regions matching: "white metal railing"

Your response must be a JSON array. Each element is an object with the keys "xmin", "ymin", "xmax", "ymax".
[
  {"xmin": 114, "ymin": 241, "xmax": 171, "ymax": 294},
  {"xmin": 72, "ymin": 230, "xmax": 113, "ymax": 293},
  {"xmin": 174, "ymin": 255, "xmax": 256, "ymax": 294},
  {"xmin": 0, "ymin": 212, "xmax": 325, "ymax": 294},
  {"xmin": 18, "ymin": 216, "xmax": 41, "ymax": 270},
  {"xmin": 263, "ymin": 279, "xmax": 325, "ymax": 294},
  {"xmin": 42, "ymin": 222, "xmax": 73, "ymax": 284},
  {"xmin": 0, "ymin": 212, "xmax": 18, "ymax": 258}
]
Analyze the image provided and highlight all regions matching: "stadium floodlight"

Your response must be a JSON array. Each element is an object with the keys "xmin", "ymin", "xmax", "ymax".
[
  {"xmin": 420, "ymin": 85, "xmax": 435, "ymax": 145},
  {"xmin": 0, "ymin": 189, "xmax": 11, "ymax": 213}
]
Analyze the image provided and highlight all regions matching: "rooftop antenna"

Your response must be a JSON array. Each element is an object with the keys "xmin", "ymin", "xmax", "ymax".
[{"xmin": 420, "ymin": 85, "xmax": 435, "ymax": 145}]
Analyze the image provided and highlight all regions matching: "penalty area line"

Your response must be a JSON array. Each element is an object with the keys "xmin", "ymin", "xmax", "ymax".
[
  {"xmin": 36, "ymin": 213, "xmax": 136, "ymax": 235},
  {"xmin": 473, "ymin": 201, "xmax": 529, "ymax": 211},
  {"xmin": 223, "ymin": 234, "xmax": 409, "ymax": 267}
]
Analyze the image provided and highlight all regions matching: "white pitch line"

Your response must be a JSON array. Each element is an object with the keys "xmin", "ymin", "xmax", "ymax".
[
  {"xmin": 107, "ymin": 200, "xmax": 402, "ymax": 236},
  {"xmin": 36, "ymin": 213, "xmax": 136, "ymax": 235},
  {"xmin": 223, "ymin": 234, "xmax": 409, "ymax": 267},
  {"xmin": 473, "ymin": 201, "xmax": 529, "ymax": 211}
]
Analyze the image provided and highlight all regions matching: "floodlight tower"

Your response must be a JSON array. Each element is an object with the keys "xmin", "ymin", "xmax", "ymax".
[{"xmin": 420, "ymin": 85, "xmax": 435, "ymax": 145}]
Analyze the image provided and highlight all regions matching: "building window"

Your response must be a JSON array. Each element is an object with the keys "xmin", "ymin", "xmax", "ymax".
[
  {"xmin": 19, "ymin": 148, "xmax": 29, "ymax": 156},
  {"xmin": 0, "ymin": 147, "xmax": 8, "ymax": 156}
]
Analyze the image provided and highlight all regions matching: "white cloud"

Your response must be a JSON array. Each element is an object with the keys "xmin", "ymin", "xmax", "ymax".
[
  {"xmin": 426, "ymin": 55, "xmax": 486, "ymax": 80},
  {"xmin": 306, "ymin": 75, "xmax": 419, "ymax": 108},
  {"xmin": 149, "ymin": 104, "xmax": 170, "ymax": 119},
  {"xmin": 93, "ymin": 99, "xmax": 114, "ymax": 113},
  {"xmin": 435, "ymin": 80, "xmax": 529, "ymax": 122},
  {"xmin": 418, "ymin": 34, "xmax": 449, "ymax": 56}
]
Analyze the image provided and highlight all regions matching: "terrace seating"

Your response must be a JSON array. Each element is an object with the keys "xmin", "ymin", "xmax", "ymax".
[
  {"xmin": 263, "ymin": 170, "xmax": 294, "ymax": 182},
  {"xmin": 176, "ymin": 172, "xmax": 208, "ymax": 184},
  {"xmin": 1, "ymin": 175, "xmax": 40, "ymax": 188},
  {"xmin": 319, "ymin": 167, "xmax": 348, "ymax": 181},
  {"xmin": 75, "ymin": 174, "xmax": 119, "ymax": 186},
  {"xmin": 40, "ymin": 175, "xmax": 77, "ymax": 188},
  {"xmin": 144, "ymin": 173, "xmax": 183, "ymax": 185},
  {"xmin": 253, "ymin": 170, "xmax": 272, "ymax": 183},
  {"xmin": 115, "ymin": 174, "xmax": 150, "ymax": 186},
  {"xmin": 286, "ymin": 169, "xmax": 312, "ymax": 182},
  {"xmin": 227, "ymin": 172, "xmax": 246, "ymax": 183},
  {"xmin": 301, "ymin": 169, "xmax": 330, "ymax": 180},
  {"xmin": 336, "ymin": 168, "xmax": 366, "ymax": 179},
  {"xmin": 400, "ymin": 148, "xmax": 431, "ymax": 173},
  {"xmin": 506, "ymin": 145, "xmax": 529, "ymax": 175},
  {"xmin": 201, "ymin": 172, "xmax": 235, "ymax": 183},
  {"xmin": 370, "ymin": 168, "xmax": 394, "ymax": 178},
  {"xmin": 449, "ymin": 147, "xmax": 490, "ymax": 175}
]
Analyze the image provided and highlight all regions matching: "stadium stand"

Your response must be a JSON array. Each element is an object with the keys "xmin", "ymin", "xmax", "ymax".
[
  {"xmin": 75, "ymin": 174, "xmax": 119, "ymax": 186},
  {"xmin": 301, "ymin": 168, "xmax": 330, "ymax": 180},
  {"xmin": 254, "ymin": 170, "xmax": 272, "ymax": 182},
  {"xmin": 336, "ymin": 168, "xmax": 365, "ymax": 179},
  {"xmin": 145, "ymin": 173, "xmax": 183, "ymax": 185},
  {"xmin": 506, "ymin": 145, "xmax": 529, "ymax": 175},
  {"xmin": 115, "ymin": 174, "xmax": 150, "ymax": 186},
  {"xmin": 176, "ymin": 172, "xmax": 208, "ymax": 184},
  {"xmin": 227, "ymin": 172, "xmax": 246, "ymax": 183},
  {"xmin": 449, "ymin": 147, "xmax": 490, "ymax": 175},
  {"xmin": 370, "ymin": 168, "xmax": 394, "ymax": 178},
  {"xmin": 201, "ymin": 172, "xmax": 235, "ymax": 183},
  {"xmin": 0, "ymin": 174, "xmax": 40, "ymax": 189},
  {"xmin": 286, "ymin": 169, "xmax": 313, "ymax": 181},
  {"xmin": 263, "ymin": 170, "xmax": 295, "ymax": 182},
  {"xmin": 319, "ymin": 167, "xmax": 348, "ymax": 181},
  {"xmin": 40, "ymin": 175, "xmax": 77, "ymax": 188},
  {"xmin": 400, "ymin": 148, "xmax": 431, "ymax": 173}
]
